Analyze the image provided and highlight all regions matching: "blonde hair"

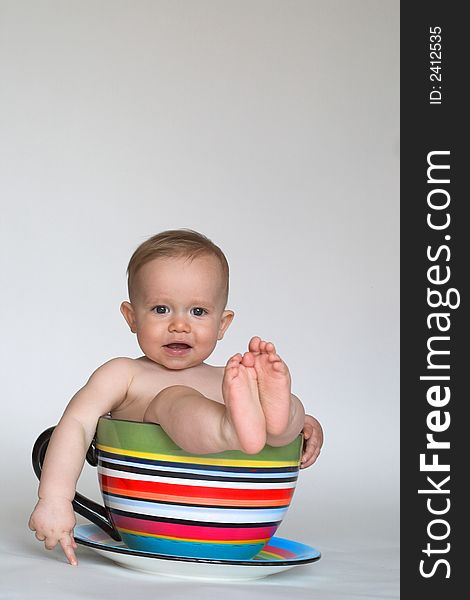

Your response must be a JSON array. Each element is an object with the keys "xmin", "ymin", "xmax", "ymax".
[{"xmin": 127, "ymin": 229, "xmax": 230, "ymax": 304}]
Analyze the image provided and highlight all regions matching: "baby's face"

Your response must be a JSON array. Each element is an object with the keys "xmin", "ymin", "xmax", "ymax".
[{"xmin": 122, "ymin": 255, "xmax": 233, "ymax": 370}]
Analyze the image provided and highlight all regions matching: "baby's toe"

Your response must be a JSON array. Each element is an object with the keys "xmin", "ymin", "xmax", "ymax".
[
  {"xmin": 267, "ymin": 352, "xmax": 282, "ymax": 364},
  {"xmin": 241, "ymin": 351, "xmax": 255, "ymax": 367},
  {"xmin": 227, "ymin": 353, "xmax": 242, "ymax": 366},
  {"xmin": 265, "ymin": 341, "xmax": 276, "ymax": 354},
  {"xmin": 249, "ymin": 336, "xmax": 261, "ymax": 353}
]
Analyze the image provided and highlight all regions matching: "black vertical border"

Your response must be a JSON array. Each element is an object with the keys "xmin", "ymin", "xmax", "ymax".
[{"xmin": 401, "ymin": 1, "xmax": 466, "ymax": 597}]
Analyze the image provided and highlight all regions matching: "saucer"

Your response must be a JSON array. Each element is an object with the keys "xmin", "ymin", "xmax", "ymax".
[{"xmin": 74, "ymin": 523, "xmax": 321, "ymax": 581}]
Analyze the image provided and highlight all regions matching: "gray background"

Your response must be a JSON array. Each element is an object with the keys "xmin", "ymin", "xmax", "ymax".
[{"xmin": 0, "ymin": 1, "xmax": 399, "ymax": 598}]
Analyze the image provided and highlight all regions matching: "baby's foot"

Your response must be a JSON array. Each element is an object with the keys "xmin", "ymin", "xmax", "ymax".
[
  {"xmin": 221, "ymin": 353, "xmax": 266, "ymax": 454},
  {"xmin": 243, "ymin": 337, "xmax": 292, "ymax": 437}
]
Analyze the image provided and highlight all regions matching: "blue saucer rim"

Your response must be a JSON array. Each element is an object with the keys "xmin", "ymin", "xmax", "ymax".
[{"xmin": 74, "ymin": 525, "xmax": 321, "ymax": 567}]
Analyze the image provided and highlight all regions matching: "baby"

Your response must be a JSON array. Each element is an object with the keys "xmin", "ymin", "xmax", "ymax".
[{"xmin": 29, "ymin": 229, "xmax": 323, "ymax": 565}]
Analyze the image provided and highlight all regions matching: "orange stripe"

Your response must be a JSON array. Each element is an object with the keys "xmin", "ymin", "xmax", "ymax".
[{"xmin": 103, "ymin": 485, "xmax": 290, "ymax": 507}]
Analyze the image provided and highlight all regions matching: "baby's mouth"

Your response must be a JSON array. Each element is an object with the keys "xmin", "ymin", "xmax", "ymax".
[
  {"xmin": 164, "ymin": 343, "xmax": 192, "ymax": 350},
  {"xmin": 163, "ymin": 343, "xmax": 192, "ymax": 357}
]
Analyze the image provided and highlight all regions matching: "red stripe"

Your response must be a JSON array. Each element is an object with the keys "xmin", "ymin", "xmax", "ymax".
[
  {"xmin": 100, "ymin": 474, "xmax": 294, "ymax": 502},
  {"xmin": 102, "ymin": 485, "xmax": 289, "ymax": 507},
  {"xmin": 262, "ymin": 544, "xmax": 297, "ymax": 558},
  {"xmin": 112, "ymin": 514, "xmax": 277, "ymax": 541}
]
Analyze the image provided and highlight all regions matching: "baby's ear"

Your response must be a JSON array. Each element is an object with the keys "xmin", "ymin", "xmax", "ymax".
[
  {"xmin": 120, "ymin": 301, "xmax": 137, "ymax": 333},
  {"xmin": 218, "ymin": 310, "xmax": 234, "ymax": 340}
]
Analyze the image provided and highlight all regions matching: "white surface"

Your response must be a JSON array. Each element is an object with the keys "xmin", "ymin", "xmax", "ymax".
[
  {"xmin": 1, "ymin": 515, "xmax": 398, "ymax": 599},
  {"xmin": 0, "ymin": 0, "xmax": 399, "ymax": 597}
]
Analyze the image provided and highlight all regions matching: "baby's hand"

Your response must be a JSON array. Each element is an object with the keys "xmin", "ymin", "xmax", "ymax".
[
  {"xmin": 301, "ymin": 414, "xmax": 323, "ymax": 469},
  {"xmin": 28, "ymin": 497, "xmax": 78, "ymax": 565}
]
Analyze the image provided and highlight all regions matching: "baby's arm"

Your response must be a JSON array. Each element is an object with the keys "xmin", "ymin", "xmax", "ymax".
[
  {"xmin": 301, "ymin": 414, "xmax": 324, "ymax": 468},
  {"xmin": 28, "ymin": 358, "xmax": 133, "ymax": 565}
]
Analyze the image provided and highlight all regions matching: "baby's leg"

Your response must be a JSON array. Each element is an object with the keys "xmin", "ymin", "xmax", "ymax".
[{"xmin": 144, "ymin": 355, "xmax": 266, "ymax": 455}]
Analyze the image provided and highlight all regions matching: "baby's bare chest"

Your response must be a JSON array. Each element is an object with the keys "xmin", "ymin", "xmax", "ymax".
[{"xmin": 111, "ymin": 364, "xmax": 224, "ymax": 421}]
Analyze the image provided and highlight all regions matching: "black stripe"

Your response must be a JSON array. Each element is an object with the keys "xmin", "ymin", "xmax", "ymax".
[
  {"xmin": 99, "ymin": 459, "xmax": 298, "ymax": 484},
  {"xmin": 103, "ymin": 490, "xmax": 290, "ymax": 511},
  {"xmin": 97, "ymin": 449, "xmax": 299, "ymax": 474},
  {"xmin": 110, "ymin": 507, "xmax": 282, "ymax": 528}
]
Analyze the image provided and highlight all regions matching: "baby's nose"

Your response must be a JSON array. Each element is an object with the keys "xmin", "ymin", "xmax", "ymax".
[{"xmin": 169, "ymin": 314, "xmax": 191, "ymax": 333}]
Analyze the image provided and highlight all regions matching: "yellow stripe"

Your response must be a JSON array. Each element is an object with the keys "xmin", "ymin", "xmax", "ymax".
[
  {"xmin": 259, "ymin": 550, "xmax": 283, "ymax": 559},
  {"xmin": 118, "ymin": 527, "xmax": 269, "ymax": 545},
  {"xmin": 97, "ymin": 444, "xmax": 299, "ymax": 468}
]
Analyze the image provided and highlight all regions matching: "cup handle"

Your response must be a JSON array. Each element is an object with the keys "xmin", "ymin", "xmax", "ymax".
[{"xmin": 32, "ymin": 426, "xmax": 121, "ymax": 541}]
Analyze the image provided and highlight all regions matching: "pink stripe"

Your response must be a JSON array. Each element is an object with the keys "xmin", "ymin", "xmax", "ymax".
[{"xmin": 112, "ymin": 514, "xmax": 277, "ymax": 541}]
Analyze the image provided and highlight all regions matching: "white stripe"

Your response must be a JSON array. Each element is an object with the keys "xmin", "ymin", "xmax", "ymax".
[
  {"xmin": 98, "ymin": 466, "xmax": 296, "ymax": 490},
  {"xmin": 104, "ymin": 495, "xmax": 288, "ymax": 523},
  {"xmin": 100, "ymin": 457, "xmax": 296, "ymax": 480}
]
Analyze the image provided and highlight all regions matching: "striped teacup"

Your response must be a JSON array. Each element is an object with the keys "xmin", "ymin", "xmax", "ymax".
[{"xmin": 33, "ymin": 417, "xmax": 303, "ymax": 560}]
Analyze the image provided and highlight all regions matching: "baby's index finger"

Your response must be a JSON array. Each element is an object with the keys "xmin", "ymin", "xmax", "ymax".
[{"xmin": 60, "ymin": 534, "xmax": 78, "ymax": 566}]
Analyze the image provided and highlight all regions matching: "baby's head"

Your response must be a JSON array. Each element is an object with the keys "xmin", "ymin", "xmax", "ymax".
[
  {"xmin": 121, "ymin": 230, "xmax": 234, "ymax": 369},
  {"xmin": 126, "ymin": 229, "xmax": 230, "ymax": 306}
]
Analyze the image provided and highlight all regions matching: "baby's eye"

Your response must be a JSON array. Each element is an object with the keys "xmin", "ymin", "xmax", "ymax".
[
  {"xmin": 191, "ymin": 307, "xmax": 207, "ymax": 317},
  {"xmin": 153, "ymin": 305, "xmax": 169, "ymax": 314}
]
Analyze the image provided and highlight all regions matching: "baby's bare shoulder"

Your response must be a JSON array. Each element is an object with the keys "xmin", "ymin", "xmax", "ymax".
[
  {"xmin": 86, "ymin": 358, "xmax": 152, "ymax": 408},
  {"xmin": 95, "ymin": 356, "xmax": 136, "ymax": 372},
  {"xmin": 89, "ymin": 357, "xmax": 143, "ymax": 384}
]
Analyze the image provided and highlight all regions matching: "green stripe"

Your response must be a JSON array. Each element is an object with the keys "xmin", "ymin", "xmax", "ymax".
[{"xmin": 97, "ymin": 417, "xmax": 303, "ymax": 462}]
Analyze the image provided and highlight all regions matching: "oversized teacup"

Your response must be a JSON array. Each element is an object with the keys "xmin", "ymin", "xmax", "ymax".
[{"xmin": 32, "ymin": 417, "xmax": 303, "ymax": 560}]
